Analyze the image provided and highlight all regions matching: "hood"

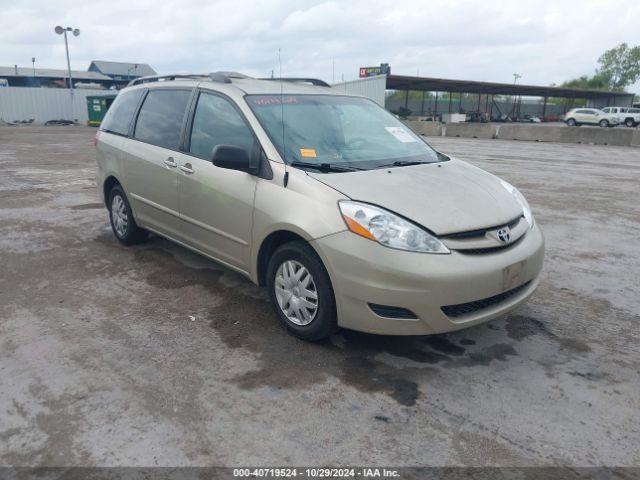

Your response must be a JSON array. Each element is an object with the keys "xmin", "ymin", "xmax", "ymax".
[{"xmin": 308, "ymin": 158, "xmax": 523, "ymax": 235}]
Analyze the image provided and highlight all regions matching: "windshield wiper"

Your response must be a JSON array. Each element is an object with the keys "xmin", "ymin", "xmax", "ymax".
[
  {"xmin": 376, "ymin": 160, "xmax": 429, "ymax": 169},
  {"xmin": 290, "ymin": 161, "xmax": 362, "ymax": 173}
]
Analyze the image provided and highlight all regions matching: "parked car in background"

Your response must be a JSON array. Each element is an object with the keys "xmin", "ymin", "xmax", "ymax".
[
  {"xmin": 601, "ymin": 107, "xmax": 640, "ymax": 127},
  {"xmin": 521, "ymin": 114, "xmax": 542, "ymax": 123},
  {"xmin": 466, "ymin": 112, "xmax": 489, "ymax": 123},
  {"xmin": 563, "ymin": 108, "xmax": 619, "ymax": 127},
  {"xmin": 95, "ymin": 72, "xmax": 544, "ymax": 341}
]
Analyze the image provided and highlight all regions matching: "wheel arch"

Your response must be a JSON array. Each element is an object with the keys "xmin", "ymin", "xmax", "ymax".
[
  {"xmin": 255, "ymin": 229, "xmax": 317, "ymax": 286},
  {"xmin": 103, "ymin": 175, "xmax": 121, "ymax": 207}
]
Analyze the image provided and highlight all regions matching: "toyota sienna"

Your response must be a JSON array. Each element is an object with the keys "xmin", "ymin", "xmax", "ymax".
[{"xmin": 95, "ymin": 72, "xmax": 545, "ymax": 341}]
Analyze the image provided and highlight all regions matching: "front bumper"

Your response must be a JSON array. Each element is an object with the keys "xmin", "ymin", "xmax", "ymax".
[{"xmin": 311, "ymin": 223, "xmax": 545, "ymax": 335}]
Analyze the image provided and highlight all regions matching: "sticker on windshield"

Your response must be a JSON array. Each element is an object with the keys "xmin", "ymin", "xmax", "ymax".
[
  {"xmin": 300, "ymin": 148, "xmax": 317, "ymax": 158},
  {"xmin": 385, "ymin": 126, "xmax": 417, "ymax": 143}
]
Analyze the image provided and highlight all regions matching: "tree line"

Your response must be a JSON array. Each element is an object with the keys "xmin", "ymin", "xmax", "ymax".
[{"xmin": 561, "ymin": 43, "xmax": 639, "ymax": 91}]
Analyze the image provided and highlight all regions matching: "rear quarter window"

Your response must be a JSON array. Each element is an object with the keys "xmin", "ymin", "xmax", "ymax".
[
  {"xmin": 133, "ymin": 89, "xmax": 192, "ymax": 150},
  {"xmin": 100, "ymin": 89, "xmax": 144, "ymax": 136}
]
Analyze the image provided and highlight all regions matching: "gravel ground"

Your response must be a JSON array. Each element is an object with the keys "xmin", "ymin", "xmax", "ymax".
[{"xmin": 0, "ymin": 126, "xmax": 638, "ymax": 467}]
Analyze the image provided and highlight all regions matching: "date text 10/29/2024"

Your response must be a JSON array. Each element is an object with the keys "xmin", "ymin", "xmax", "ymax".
[{"xmin": 233, "ymin": 468, "xmax": 400, "ymax": 478}]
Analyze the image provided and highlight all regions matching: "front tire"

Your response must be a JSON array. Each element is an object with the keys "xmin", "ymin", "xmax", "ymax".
[
  {"xmin": 266, "ymin": 241, "xmax": 337, "ymax": 341},
  {"xmin": 108, "ymin": 185, "xmax": 148, "ymax": 245},
  {"xmin": 566, "ymin": 118, "xmax": 577, "ymax": 127},
  {"xmin": 599, "ymin": 119, "xmax": 609, "ymax": 128}
]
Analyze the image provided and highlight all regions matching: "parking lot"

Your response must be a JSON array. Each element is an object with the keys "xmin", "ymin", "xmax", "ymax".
[{"xmin": 0, "ymin": 126, "xmax": 638, "ymax": 466}]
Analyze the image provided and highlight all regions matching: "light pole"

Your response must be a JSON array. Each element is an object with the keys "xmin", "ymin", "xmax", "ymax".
[
  {"xmin": 512, "ymin": 73, "xmax": 522, "ymax": 119},
  {"xmin": 126, "ymin": 64, "xmax": 139, "ymax": 80},
  {"xmin": 55, "ymin": 26, "xmax": 80, "ymax": 96}
]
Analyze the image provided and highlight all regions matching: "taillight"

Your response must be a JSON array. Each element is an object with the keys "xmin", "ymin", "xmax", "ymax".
[{"xmin": 93, "ymin": 131, "xmax": 100, "ymax": 146}]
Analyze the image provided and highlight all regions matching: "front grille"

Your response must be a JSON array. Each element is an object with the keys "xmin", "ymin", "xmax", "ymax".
[
  {"xmin": 444, "ymin": 216, "xmax": 522, "ymax": 240},
  {"xmin": 455, "ymin": 234, "xmax": 525, "ymax": 255},
  {"xmin": 368, "ymin": 303, "xmax": 418, "ymax": 319},
  {"xmin": 441, "ymin": 281, "xmax": 531, "ymax": 318}
]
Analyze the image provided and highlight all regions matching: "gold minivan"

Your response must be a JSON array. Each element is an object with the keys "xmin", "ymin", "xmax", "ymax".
[{"xmin": 96, "ymin": 72, "xmax": 544, "ymax": 340}]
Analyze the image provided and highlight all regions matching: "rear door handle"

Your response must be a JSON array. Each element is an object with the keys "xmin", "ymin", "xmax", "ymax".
[
  {"xmin": 164, "ymin": 157, "xmax": 177, "ymax": 168},
  {"xmin": 179, "ymin": 163, "xmax": 194, "ymax": 174}
]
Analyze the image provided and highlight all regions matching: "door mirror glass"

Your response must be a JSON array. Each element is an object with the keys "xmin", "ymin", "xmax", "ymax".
[{"xmin": 212, "ymin": 145, "xmax": 252, "ymax": 173}]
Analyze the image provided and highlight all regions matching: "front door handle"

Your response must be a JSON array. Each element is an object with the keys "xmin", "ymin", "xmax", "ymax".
[
  {"xmin": 179, "ymin": 163, "xmax": 195, "ymax": 174},
  {"xmin": 163, "ymin": 157, "xmax": 177, "ymax": 168}
]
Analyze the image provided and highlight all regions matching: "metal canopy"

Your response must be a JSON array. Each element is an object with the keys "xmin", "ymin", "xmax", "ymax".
[{"xmin": 386, "ymin": 74, "xmax": 631, "ymax": 100}]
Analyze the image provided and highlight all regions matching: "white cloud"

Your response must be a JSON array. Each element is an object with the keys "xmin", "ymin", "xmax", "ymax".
[{"xmin": 1, "ymin": 0, "xmax": 639, "ymax": 92}]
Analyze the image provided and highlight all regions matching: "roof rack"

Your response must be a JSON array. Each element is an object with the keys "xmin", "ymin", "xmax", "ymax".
[
  {"xmin": 260, "ymin": 77, "xmax": 331, "ymax": 87},
  {"xmin": 127, "ymin": 74, "xmax": 208, "ymax": 86},
  {"xmin": 126, "ymin": 73, "xmax": 330, "ymax": 88},
  {"xmin": 127, "ymin": 71, "xmax": 252, "ymax": 87}
]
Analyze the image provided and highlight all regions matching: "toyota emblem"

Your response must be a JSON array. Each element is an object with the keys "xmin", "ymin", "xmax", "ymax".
[{"xmin": 497, "ymin": 227, "xmax": 511, "ymax": 243}]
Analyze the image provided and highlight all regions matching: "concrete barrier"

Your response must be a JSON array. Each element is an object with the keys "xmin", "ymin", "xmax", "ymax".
[
  {"xmin": 496, "ymin": 124, "xmax": 565, "ymax": 143},
  {"xmin": 402, "ymin": 120, "xmax": 442, "ymax": 137},
  {"xmin": 496, "ymin": 124, "xmax": 638, "ymax": 147},
  {"xmin": 565, "ymin": 126, "xmax": 635, "ymax": 146},
  {"xmin": 444, "ymin": 123, "xmax": 498, "ymax": 139},
  {"xmin": 406, "ymin": 119, "xmax": 640, "ymax": 147}
]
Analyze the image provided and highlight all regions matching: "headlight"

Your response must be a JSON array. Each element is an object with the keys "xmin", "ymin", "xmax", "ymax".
[
  {"xmin": 500, "ymin": 179, "xmax": 534, "ymax": 228},
  {"xmin": 338, "ymin": 201, "xmax": 450, "ymax": 254}
]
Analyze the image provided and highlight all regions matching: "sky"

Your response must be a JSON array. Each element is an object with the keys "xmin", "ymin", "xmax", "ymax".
[{"xmin": 1, "ymin": 0, "xmax": 639, "ymax": 92}]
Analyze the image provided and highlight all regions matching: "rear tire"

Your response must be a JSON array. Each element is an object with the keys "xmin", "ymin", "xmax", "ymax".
[
  {"xmin": 625, "ymin": 118, "xmax": 635, "ymax": 128},
  {"xmin": 566, "ymin": 118, "xmax": 577, "ymax": 127},
  {"xmin": 266, "ymin": 241, "xmax": 338, "ymax": 341},
  {"xmin": 599, "ymin": 119, "xmax": 609, "ymax": 128},
  {"xmin": 108, "ymin": 185, "xmax": 148, "ymax": 245}
]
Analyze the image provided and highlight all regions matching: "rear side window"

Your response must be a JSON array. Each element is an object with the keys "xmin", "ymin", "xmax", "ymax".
[
  {"xmin": 100, "ymin": 89, "xmax": 144, "ymax": 136},
  {"xmin": 189, "ymin": 93, "xmax": 255, "ymax": 158},
  {"xmin": 134, "ymin": 89, "xmax": 191, "ymax": 150}
]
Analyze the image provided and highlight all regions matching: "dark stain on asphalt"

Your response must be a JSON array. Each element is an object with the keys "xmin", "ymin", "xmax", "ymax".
[
  {"xmin": 340, "ymin": 357, "xmax": 420, "ymax": 406},
  {"xmin": 505, "ymin": 315, "xmax": 552, "ymax": 341},
  {"xmin": 505, "ymin": 315, "xmax": 591, "ymax": 354},
  {"xmin": 69, "ymin": 202, "xmax": 104, "ymax": 210},
  {"xmin": 342, "ymin": 332, "xmax": 452, "ymax": 364},
  {"xmin": 424, "ymin": 336, "xmax": 466, "ymax": 356},
  {"xmin": 138, "ymin": 248, "xmax": 224, "ymax": 292},
  {"xmin": 463, "ymin": 343, "xmax": 517, "ymax": 365},
  {"xmin": 121, "ymin": 241, "xmax": 527, "ymax": 407},
  {"xmin": 568, "ymin": 369, "xmax": 608, "ymax": 381},
  {"xmin": 557, "ymin": 337, "xmax": 591, "ymax": 353}
]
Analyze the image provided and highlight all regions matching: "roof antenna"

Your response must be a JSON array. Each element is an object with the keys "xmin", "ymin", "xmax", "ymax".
[{"xmin": 279, "ymin": 48, "xmax": 289, "ymax": 188}]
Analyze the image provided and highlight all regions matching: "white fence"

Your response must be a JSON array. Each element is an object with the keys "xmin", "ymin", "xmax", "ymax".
[
  {"xmin": 0, "ymin": 87, "xmax": 116, "ymax": 125},
  {"xmin": 331, "ymin": 75, "xmax": 387, "ymax": 106}
]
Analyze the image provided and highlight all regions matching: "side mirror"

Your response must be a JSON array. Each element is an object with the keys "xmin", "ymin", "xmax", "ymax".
[{"xmin": 211, "ymin": 145, "xmax": 253, "ymax": 173}]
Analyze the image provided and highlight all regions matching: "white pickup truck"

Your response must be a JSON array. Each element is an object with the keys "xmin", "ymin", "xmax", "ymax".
[{"xmin": 601, "ymin": 107, "xmax": 640, "ymax": 127}]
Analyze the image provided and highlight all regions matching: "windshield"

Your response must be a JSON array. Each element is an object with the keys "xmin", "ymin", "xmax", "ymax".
[{"xmin": 246, "ymin": 94, "xmax": 443, "ymax": 170}]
